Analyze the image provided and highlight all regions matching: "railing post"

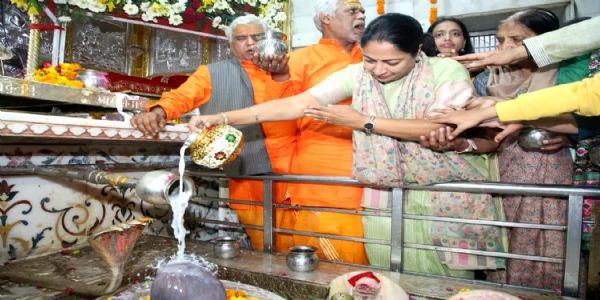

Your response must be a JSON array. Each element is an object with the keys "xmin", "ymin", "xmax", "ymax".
[
  {"xmin": 262, "ymin": 179, "xmax": 274, "ymax": 253},
  {"xmin": 390, "ymin": 187, "xmax": 404, "ymax": 272},
  {"xmin": 563, "ymin": 194, "xmax": 583, "ymax": 297}
]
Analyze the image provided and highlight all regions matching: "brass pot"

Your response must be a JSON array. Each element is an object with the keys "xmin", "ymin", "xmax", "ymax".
[
  {"xmin": 286, "ymin": 245, "xmax": 318, "ymax": 272},
  {"xmin": 517, "ymin": 128, "xmax": 556, "ymax": 150},
  {"xmin": 186, "ymin": 125, "xmax": 244, "ymax": 169},
  {"xmin": 213, "ymin": 236, "xmax": 241, "ymax": 259},
  {"xmin": 256, "ymin": 31, "xmax": 288, "ymax": 58},
  {"xmin": 135, "ymin": 170, "xmax": 196, "ymax": 207}
]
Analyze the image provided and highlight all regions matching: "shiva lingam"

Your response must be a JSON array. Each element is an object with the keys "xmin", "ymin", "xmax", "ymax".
[{"xmin": 0, "ymin": 217, "xmax": 153, "ymax": 297}]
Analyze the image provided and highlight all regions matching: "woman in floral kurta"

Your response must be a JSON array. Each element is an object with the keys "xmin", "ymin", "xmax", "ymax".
[
  {"xmin": 477, "ymin": 9, "xmax": 572, "ymax": 289},
  {"xmin": 187, "ymin": 13, "xmax": 508, "ymax": 279}
]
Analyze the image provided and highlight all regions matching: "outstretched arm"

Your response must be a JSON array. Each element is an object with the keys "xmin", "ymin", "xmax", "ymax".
[{"xmin": 188, "ymin": 91, "xmax": 321, "ymax": 131}]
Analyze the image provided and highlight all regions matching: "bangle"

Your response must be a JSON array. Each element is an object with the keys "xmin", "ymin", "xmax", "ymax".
[
  {"xmin": 523, "ymin": 44, "xmax": 533, "ymax": 60},
  {"xmin": 249, "ymin": 107, "xmax": 259, "ymax": 122},
  {"xmin": 220, "ymin": 113, "xmax": 229, "ymax": 125}
]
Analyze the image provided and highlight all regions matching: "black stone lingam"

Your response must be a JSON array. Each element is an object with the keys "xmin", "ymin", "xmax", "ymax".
[{"xmin": 150, "ymin": 260, "xmax": 226, "ymax": 300}]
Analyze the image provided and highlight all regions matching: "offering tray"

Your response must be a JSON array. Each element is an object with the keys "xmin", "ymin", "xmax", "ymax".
[{"xmin": 108, "ymin": 279, "xmax": 285, "ymax": 300}]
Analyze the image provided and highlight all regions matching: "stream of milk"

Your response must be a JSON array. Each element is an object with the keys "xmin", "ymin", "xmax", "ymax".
[{"xmin": 171, "ymin": 144, "xmax": 192, "ymax": 258}]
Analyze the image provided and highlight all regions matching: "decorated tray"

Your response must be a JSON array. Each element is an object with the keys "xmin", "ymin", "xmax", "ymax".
[{"xmin": 107, "ymin": 279, "xmax": 285, "ymax": 300}]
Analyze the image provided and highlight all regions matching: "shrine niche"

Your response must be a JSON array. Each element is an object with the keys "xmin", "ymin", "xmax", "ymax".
[{"xmin": 5, "ymin": 0, "xmax": 289, "ymax": 80}]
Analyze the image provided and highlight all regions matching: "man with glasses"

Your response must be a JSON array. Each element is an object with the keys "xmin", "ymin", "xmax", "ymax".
[
  {"xmin": 130, "ymin": 15, "xmax": 297, "ymax": 250},
  {"xmin": 269, "ymin": 0, "xmax": 369, "ymax": 265}
]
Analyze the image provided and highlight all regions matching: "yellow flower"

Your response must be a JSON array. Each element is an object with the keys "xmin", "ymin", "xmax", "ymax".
[{"xmin": 27, "ymin": 6, "xmax": 39, "ymax": 16}]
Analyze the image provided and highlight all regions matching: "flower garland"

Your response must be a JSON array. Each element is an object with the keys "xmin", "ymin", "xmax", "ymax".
[
  {"xmin": 9, "ymin": 0, "xmax": 287, "ymax": 31},
  {"xmin": 429, "ymin": 0, "xmax": 437, "ymax": 24},
  {"xmin": 34, "ymin": 62, "xmax": 84, "ymax": 88},
  {"xmin": 376, "ymin": 0, "xmax": 384, "ymax": 15}
]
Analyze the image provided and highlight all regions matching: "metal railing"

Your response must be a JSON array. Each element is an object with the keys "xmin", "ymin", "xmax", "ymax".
[{"xmin": 187, "ymin": 171, "xmax": 600, "ymax": 297}]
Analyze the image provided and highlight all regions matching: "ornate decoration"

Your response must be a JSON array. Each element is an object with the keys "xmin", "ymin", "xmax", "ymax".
[{"xmin": 41, "ymin": 196, "xmax": 106, "ymax": 248}]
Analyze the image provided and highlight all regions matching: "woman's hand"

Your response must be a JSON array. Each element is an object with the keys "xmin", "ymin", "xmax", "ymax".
[
  {"xmin": 187, "ymin": 114, "xmax": 226, "ymax": 132},
  {"xmin": 453, "ymin": 46, "xmax": 529, "ymax": 70},
  {"xmin": 541, "ymin": 135, "xmax": 571, "ymax": 152},
  {"xmin": 304, "ymin": 105, "xmax": 366, "ymax": 129},
  {"xmin": 419, "ymin": 126, "xmax": 466, "ymax": 151}
]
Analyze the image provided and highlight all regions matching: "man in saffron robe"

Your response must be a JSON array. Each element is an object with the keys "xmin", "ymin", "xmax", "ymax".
[
  {"xmin": 271, "ymin": 0, "xmax": 368, "ymax": 264},
  {"xmin": 130, "ymin": 15, "xmax": 296, "ymax": 250}
]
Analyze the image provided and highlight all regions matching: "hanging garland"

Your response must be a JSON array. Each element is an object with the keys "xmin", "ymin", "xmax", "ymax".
[
  {"xmin": 429, "ymin": 0, "xmax": 437, "ymax": 24},
  {"xmin": 377, "ymin": 0, "xmax": 384, "ymax": 15}
]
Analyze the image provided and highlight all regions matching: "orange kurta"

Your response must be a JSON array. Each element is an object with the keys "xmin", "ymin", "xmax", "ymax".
[
  {"xmin": 278, "ymin": 39, "xmax": 367, "ymax": 264},
  {"xmin": 149, "ymin": 60, "xmax": 297, "ymax": 250}
]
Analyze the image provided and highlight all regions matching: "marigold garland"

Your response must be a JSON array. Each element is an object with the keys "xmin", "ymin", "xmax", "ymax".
[
  {"xmin": 33, "ymin": 63, "xmax": 84, "ymax": 88},
  {"xmin": 377, "ymin": 0, "xmax": 384, "ymax": 15},
  {"xmin": 429, "ymin": 0, "xmax": 438, "ymax": 24}
]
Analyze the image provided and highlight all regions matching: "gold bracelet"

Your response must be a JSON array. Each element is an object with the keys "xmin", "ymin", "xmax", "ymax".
[
  {"xmin": 220, "ymin": 112, "xmax": 229, "ymax": 125},
  {"xmin": 249, "ymin": 107, "xmax": 259, "ymax": 122}
]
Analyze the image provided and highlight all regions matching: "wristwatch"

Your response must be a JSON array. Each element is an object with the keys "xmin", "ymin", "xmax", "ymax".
[{"xmin": 363, "ymin": 115, "xmax": 376, "ymax": 135}]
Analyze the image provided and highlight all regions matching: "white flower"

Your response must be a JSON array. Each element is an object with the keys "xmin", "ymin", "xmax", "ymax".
[
  {"xmin": 171, "ymin": 2, "xmax": 186, "ymax": 14},
  {"xmin": 123, "ymin": 3, "xmax": 140, "ymax": 15},
  {"xmin": 274, "ymin": 11, "xmax": 286, "ymax": 22},
  {"xmin": 212, "ymin": 16, "xmax": 222, "ymax": 27},
  {"xmin": 57, "ymin": 16, "xmax": 72, "ymax": 22},
  {"xmin": 140, "ymin": 2, "xmax": 151, "ymax": 12},
  {"xmin": 214, "ymin": 0, "xmax": 230, "ymax": 10},
  {"xmin": 168, "ymin": 14, "xmax": 183, "ymax": 26},
  {"xmin": 245, "ymin": 0, "xmax": 257, "ymax": 6},
  {"xmin": 54, "ymin": 0, "xmax": 67, "ymax": 4},
  {"xmin": 218, "ymin": 24, "xmax": 228, "ymax": 31},
  {"xmin": 259, "ymin": 0, "xmax": 268, "ymax": 4},
  {"xmin": 141, "ymin": 12, "xmax": 157, "ymax": 22},
  {"xmin": 88, "ymin": 2, "xmax": 107, "ymax": 13}
]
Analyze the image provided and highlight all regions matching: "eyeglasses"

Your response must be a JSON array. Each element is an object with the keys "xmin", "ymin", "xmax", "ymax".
[
  {"xmin": 233, "ymin": 33, "xmax": 266, "ymax": 42},
  {"xmin": 432, "ymin": 30, "xmax": 464, "ymax": 39}
]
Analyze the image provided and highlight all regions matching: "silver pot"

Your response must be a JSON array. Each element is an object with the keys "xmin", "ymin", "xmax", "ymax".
[
  {"xmin": 135, "ymin": 170, "xmax": 195, "ymax": 207},
  {"xmin": 590, "ymin": 146, "xmax": 600, "ymax": 167},
  {"xmin": 517, "ymin": 128, "xmax": 556, "ymax": 150},
  {"xmin": 213, "ymin": 236, "xmax": 241, "ymax": 259},
  {"xmin": 256, "ymin": 31, "xmax": 288, "ymax": 59},
  {"xmin": 286, "ymin": 245, "xmax": 318, "ymax": 272},
  {"xmin": 76, "ymin": 69, "xmax": 110, "ymax": 89}
]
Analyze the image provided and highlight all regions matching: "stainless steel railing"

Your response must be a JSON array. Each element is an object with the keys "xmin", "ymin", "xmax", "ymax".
[{"xmin": 186, "ymin": 171, "xmax": 600, "ymax": 297}]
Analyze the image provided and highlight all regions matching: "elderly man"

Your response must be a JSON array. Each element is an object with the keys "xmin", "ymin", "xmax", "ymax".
[
  {"xmin": 270, "ymin": 0, "xmax": 368, "ymax": 264},
  {"xmin": 131, "ymin": 15, "xmax": 297, "ymax": 250}
]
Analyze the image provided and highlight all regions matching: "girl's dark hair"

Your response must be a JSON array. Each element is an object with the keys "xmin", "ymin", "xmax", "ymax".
[
  {"xmin": 360, "ymin": 13, "xmax": 423, "ymax": 56},
  {"xmin": 504, "ymin": 8, "xmax": 560, "ymax": 35},
  {"xmin": 421, "ymin": 33, "xmax": 437, "ymax": 57},
  {"xmin": 427, "ymin": 17, "xmax": 474, "ymax": 55}
]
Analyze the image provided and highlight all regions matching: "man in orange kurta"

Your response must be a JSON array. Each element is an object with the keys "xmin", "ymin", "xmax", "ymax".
[
  {"xmin": 272, "ymin": 0, "xmax": 368, "ymax": 264},
  {"xmin": 130, "ymin": 16, "xmax": 296, "ymax": 251}
]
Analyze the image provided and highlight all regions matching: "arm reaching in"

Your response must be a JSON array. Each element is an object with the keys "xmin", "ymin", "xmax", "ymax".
[
  {"xmin": 454, "ymin": 46, "xmax": 529, "ymax": 71},
  {"xmin": 187, "ymin": 91, "xmax": 322, "ymax": 132},
  {"xmin": 130, "ymin": 107, "xmax": 167, "ymax": 136}
]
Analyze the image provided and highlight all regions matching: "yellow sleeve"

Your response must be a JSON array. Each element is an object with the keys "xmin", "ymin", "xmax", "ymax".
[
  {"xmin": 147, "ymin": 65, "xmax": 212, "ymax": 120},
  {"xmin": 496, "ymin": 74, "xmax": 600, "ymax": 122}
]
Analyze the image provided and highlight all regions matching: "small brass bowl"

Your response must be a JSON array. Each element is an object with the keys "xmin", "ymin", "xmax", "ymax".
[
  {"xmin": 517, "ymin": 128, "xmax": 555, "ymax": 150},
  {"xmin": 213, "ymin": 236, "xmax": 241, "ymax": 259},
  {"xmin": 286, "ymin": 245, "xmax": 318, "ymax": 272},
  {"xmin": 186, "ymin": 125, "xmax": 244, "ymax": 169},
  {"xmin": 256, "ymin": 31, "xmax": 288, "ymax": 58}
]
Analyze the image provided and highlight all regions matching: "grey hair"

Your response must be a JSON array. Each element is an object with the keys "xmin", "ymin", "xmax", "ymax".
[
  {"xmin": 313, "ymin": 0, "xmax": 339, "ymax": 32},
  {"xmin": 225, "ymin": 14, "xmax": 268, "ymax": 42}
]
